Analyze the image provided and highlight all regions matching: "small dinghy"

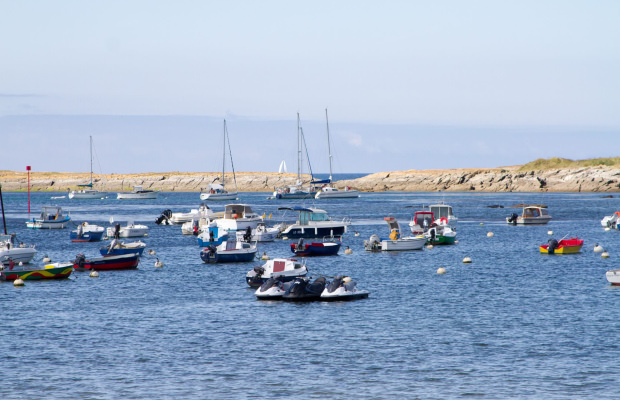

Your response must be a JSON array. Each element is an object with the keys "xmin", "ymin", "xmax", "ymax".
[
  {"xmin": 540, "ymin": 237, "xmax": 584, "ymax": 254},
  {"xmin": 245, "ymin": 258, "xmax": 308, "ymax": 287},
  {"xmin": 106, "ymin": 221, "xmax": 148, "ymax": 238},
  {"xmin": 601, "ymin": 212, "xmax": 620, "ymax": 229},
  {"xmin": 99, "ymin": 239, "xmax": 146, "ymax": 257},
  {"xmin": 605, "ymin": 269, "xmax": 620, "ymax": 285},
  {"xmin": 200, "ymin": 238, "xmax": 257, "ymax": 263},
  {"xmin": 320, "ymin": 276, "xmax": 369, "ymax": 301},
  {"xmin": 73, "ymin": 253, "xmax": 140, "ymax": 271},
  {"xmin": 70, "ymin": 222, "xmax": 105, "ymax": 242},
  {"xmin": 254, "ymin": 276, "xmax": 295, "ymax": 300},
  {"xmin": 290, "ymin": 237, "xmax": 341, "ymax": 256},
  {"xmin": 0, "ymin": 262, "xmax": 73, "ymax": 281},
  {"xmin": 282, "ymin": 277, "xmax": 327, "ymax": 302}
]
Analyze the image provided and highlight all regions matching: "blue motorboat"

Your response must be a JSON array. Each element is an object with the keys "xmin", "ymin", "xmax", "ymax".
[
  {"xmin": 200, "ymin": 239, "xmax": 257, "ymax": 263},
  {"xmin": 70, "ymin": 223, "xmax": 105, "ymax": 242},
  {"xmin": 197, "ymin": 226, "xmax": 229, "ymax": 247}
]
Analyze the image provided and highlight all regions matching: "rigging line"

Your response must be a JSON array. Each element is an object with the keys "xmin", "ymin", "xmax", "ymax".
[
  {"xmin": 300, "ymin": 127, "xmax": 314, "ymax": 181},
  {"xmin": 225, "ymin": 122, "xmax": 238, "ymax": 190},
  {"xmin": 91, "ymin": 137, "xmax": 107, "ymax": 188}
]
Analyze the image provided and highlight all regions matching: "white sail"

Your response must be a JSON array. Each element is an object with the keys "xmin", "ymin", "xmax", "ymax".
[{"xmin": 278, "ymin": 160, "xmax": 288, "ymax": 173}]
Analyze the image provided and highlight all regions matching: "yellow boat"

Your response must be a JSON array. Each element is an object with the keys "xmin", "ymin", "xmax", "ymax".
[{"xmin": 540, "ymin": 238, "xmax": 583, "ymax": 254}]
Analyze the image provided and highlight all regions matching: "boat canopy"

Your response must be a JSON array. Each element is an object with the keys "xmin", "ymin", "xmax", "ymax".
[
  {"xmin": 414, "ymin": 211, "xmax": 434, "ymax": 228},
  {"xmin": 77, "ymin": 183, "xmax": 93, "ymax": 188},
  {"xmin": 429, "ymin": 205, "xmax": 453, "ymax": 220},
  {"xmin": 384, "ymin": 217, "xmax": 401, "ymax": 232},
  {"xmin": 225, "ymin": 204, "xmax": 254, "ymax": 218},
  {"xmin": 311, "ymin": 179, "xmax": 331, "ymax": 185},
  {"xmin": 208, "ymin": 183, "xmax": 224, "ymax": 190},
  {"xmin": 278, "ymin": 207, "xmax": 314, "ymax": 213}
]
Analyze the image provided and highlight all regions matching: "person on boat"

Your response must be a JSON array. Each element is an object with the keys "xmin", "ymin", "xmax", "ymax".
[
  {"xmin": 8, "ymin": 258, "xmax": 15, "ymax": 271},
  {"xmin": 114, "ymin": 223, "xmax": 121, "ymax": 239},
  {"xmin": 193, "ymin": 223, "xmax": 198, "ymax": 236},
  {"xmin": 209, "ymin": 229, "xmax": 215, "ymax": 243},
  {"xmin": 243, "ymin": 226, "xmax": 252, "ymax": 242},
  {"xmin": 389, "ymin": 229, "xmax": 399, "ymax": 240},
  {"xmin": 296, "ymin": 238, "xmax": 304, "ymax": 251},
  {"xmin": 77, "ymin": 224, "xmax": 83, "ymax": 238}
]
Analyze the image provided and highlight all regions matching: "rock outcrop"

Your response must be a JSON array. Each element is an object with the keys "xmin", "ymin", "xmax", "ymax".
[{"xmin": 2, "ymin": 165, "xmax": 620, "ymax": 192}]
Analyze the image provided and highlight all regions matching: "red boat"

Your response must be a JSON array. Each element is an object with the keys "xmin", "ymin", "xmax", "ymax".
[
  {"xmin": 73, "ymin": 253, "xmax": 140, "ymax": 271},
  {"xmin": 540, "ymin": 237, "xmax": 584, "ymax": 254}
]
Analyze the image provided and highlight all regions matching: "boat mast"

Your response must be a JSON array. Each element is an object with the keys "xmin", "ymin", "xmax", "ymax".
[
  {"xmin": 89, "ymin": 135, "xmax": 93, "ymax": 187},
  {"xmin": 222, "ymin": 120, "xmax": 226, "ymax": 189},
  {"xmin": 0, "ymin": 183, "xmax": 7, "ymax": 235},
  {"xmin": 325, "ymin": 108, "xmax": 333, "ymax": 182},
  {"xmin": 297, "ymin": 113, "xmax": 301, "ymax": 185},
  {"xmin": 225, "ymin": 121, "xmax": 238, "ymax": 192}
]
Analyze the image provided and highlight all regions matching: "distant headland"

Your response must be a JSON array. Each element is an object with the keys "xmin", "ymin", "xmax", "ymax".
[{"xmin": 2, "ymin": 157, "xmax": 620, "ymax": 193}]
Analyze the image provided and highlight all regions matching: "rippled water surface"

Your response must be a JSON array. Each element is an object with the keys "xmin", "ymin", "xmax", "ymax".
[{"xmin": 1, "ymin": 191, "xmax": 620, "ymax": 399}]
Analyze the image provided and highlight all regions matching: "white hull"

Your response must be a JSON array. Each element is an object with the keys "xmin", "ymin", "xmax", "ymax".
[
  {"xmin": 26, "ymin": 219, "xmax": 70, "ymax": 229},
  {"xmin": 69, "ymin": 191, "xmax": 106, "ymax": 199},
  {"xmin": 0, "ymin": 247, "xmax": 37, "ymax": 265},
  {"xmin": 117, "ymin": 192, "xmax": 158, "ymax": 199},
  {"xmin": 236, "ymin": 227, "xmax": 279, "ymax": 242},
  {"xmin": 506, "ymin": 216, "xmax": 552, "ymax": 225},
  {"xmin": 606, "ymin": 269, "xmax": 620, "ymax": 285},
  {"xmin": 216, "ymin": 218, "xmax": 262, "ymax": 232},
  {"xmin": 106, "ymin": 225, "xmax": 148, "ymax": 238},
  {"xmin": 200, "ymin": 192, "xmax": 238, "ymax": 201},
  {"xmin": 381, "ymin": 236, "xmax": 426, "ymax": 251},
  {"xmin": 321, "ymin": 287, "xmax": 369, "ymax": 300},
  {"xmin": 315, "ymin": 189, "xmax": 360, "ymax": 199}
]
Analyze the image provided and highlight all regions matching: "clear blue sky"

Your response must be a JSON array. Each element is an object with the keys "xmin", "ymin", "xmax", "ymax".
[{"xmin": 1, "ymin": 0, "xmax": 619, "ymax": 173}]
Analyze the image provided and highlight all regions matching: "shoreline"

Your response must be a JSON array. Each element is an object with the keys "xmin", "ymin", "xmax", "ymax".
[{"xmin": 2, "ymin": 165, "xmax": 620, "ymax": 193}]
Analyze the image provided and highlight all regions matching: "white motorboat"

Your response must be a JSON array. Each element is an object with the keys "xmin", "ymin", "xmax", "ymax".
[
  {"xmin": 320, "ymin": 276, "xmax": 369, "ymax": 301},
  {"xmin": 106, "ymin": 220, "xmax": 148, "ymax": 238},
  {"xmin": 0, "ymin": 234, "xmax": 37, "ymax": 266},
  {"xmin": 26, "ymin": 206, "xmax": 71, "ymax": 229},
  {"xmin": 170, "ymin": 204, "xmax": 213, "ymax": 225},
  {"xmin": 117, "ymin": 186, "xmax": 158, "ymax": 200},
  {"xmin": 601, "ymin": 212, "xmax": 620, "ymax": 229},
  {"xmin": 277, "ymin": 207, "xmax": 350, "ymax": 239},
  {"xmin": 200, "ymin": 238, "xmax": 258, "ymax": 263},
  {"xmin": 409, "ymin": 210, "xmax": 457, "ymax": 245},
  {"xmin": 506, "ymin": 206, "xmax": 552, "ymax": 225},
  {"xmin": 235, "ymin": 222, "xmax": 279, "ymax": 242},
  {"xmin": 364, "ymin": 217, "xmax": 426, "ymax": 251},
  {"xmin": 69, "ymin": 136, "xmax": 107, "ymax": 199},
  {"xmin": 215, "ymin": 204, "xmax": 263, "ymax": 232},
  {"xmin": 314, "ymin": 109, "xmax": 360, "ymax": 200},
  {"xmin": 428, "ymin": 203, "xmax": 458, "ymax": 226},
  {"xmin": 200, "ymin": 120, "xmax": 239, "ymax": 201},
  {"xmin": 246, "ymin": 258, "xmax": 308, "ymax": 287},
  {"xmin": 606, "ymin": 269, "xmax": 620, "ymax": 285}
]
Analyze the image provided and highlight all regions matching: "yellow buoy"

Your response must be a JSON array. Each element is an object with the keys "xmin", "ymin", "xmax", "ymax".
[
  {"xmin": 89, "ymin": 270, "xmax": 100, "ymax": 278},
  {"xmin": 344, "ymin": 247, "xmax": 353, "ymax": 255},
  {"xmin": 427, "ymin": 244, "xmax": 434, "ymax": 249},
  {"xmin": 480, "ymin": 223, "xmax": 484, "ymax": 225},
  {"xmin": 436, "ymin": 267, "xmax": 446, "ymax": 274},
  {"xmin": 487, "ymin": 232, "xmax": 494, "ymax": 237},
  {"xmin": 13, "ymin": 278, "xmax": 25, "ymax": 286},
  {"xmin": 602, "ymin": 251, "xmax": 610, "ymax": 259},
  {"xmin": 463, "ymin": 257, "xmax": 472, "ymax": 263}
]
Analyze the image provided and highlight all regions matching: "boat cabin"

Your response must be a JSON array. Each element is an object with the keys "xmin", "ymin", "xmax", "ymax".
[
  {"xmin": 279, "ymin": 207, "xmax": 330, "ymax": 226},
  {"xmin": 224, "ymin": 204, "xmax": 257, "ymax": 219},
  {"xmin": 414, "ymin": 211, "xmax": 435, "ymax": 229},
  {"xmin": 40, "ymin": 206, "xmax": 65, "ymax": 220},
  {"xmin": 429, "ymin": 205, "xmax": 454, "ymax": 221},
  {"xmin": 522, "ymin": 206, "xmax": 548, "ymax": 218}
]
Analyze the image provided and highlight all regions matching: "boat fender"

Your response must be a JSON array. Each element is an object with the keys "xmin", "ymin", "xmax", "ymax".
[{"xmin": 548, "ymin": 239, "xmax": 558, "ymax": 254}]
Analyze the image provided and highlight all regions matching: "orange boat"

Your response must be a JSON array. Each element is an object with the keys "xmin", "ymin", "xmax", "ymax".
[{"xmin": 540, "ymin": 237, "xmax": 584, "ymax": 254}]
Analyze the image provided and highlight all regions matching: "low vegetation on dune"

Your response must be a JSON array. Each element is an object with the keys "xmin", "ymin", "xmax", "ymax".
[{"xmin": 518, "ymin": 157, "xmax": 620, "ymax": 171}]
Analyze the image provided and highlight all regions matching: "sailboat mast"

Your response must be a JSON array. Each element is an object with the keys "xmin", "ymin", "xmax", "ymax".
[
  {"xmin": 222, "ymin": 120, "xmax": 226, "ymax": 188},
  {"xmin": 297, "ymin": 113, "xmax": 301, "ymax": 184},
  {"xmin": 89, "ymin": 135, "xmax": 93, "ymax": 186},
  {"xmin": 325, "ymin": 108, "xmax": 333, "ymax": 182}
]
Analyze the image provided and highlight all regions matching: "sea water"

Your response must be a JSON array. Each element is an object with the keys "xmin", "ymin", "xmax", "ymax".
[{"xmin": 1, "ymin": 190, "xmax": 619, "ymax": 399}]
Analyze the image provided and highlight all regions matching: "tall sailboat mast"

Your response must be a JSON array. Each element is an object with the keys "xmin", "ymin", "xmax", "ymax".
[
  {"xmin": 222, "ymin": 120, "xmax": 227, "ymax": 188},
  {"xmin": 89, "ymin": 136, "xmax": 93, "ymax": 187},
  {"xmin": 297, "ymin": 113, "xmax": 301, "ymax": 185},
  {"xmin": 325, "ymin": 109, "xmax": 333, "ymax": 182}
]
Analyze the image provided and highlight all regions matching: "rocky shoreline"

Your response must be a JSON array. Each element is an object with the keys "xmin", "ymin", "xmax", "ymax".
[{"xmin": 2, "ymin": 165, "xmax": 620, "ymax": 193}]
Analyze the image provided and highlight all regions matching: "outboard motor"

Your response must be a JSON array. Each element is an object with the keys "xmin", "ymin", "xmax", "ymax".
[
  {"xmin": 155, "ymin": 209, "xmax": 173, "ymax": 225},
  {"xmin": 114, "ymin": 223, "xmax": 121, "ymax": 239},
  {"xmin": 243, "ymin": 226, "xmax": 252, "ymax": 242},
  {"xmin": 508, "ymin": 213, "xmax": 519, "ymax": 225},
  {"xmin": 548, "ymin": 238, "xmax": 558, "ymax": 254},
  {"xmin": 429, "ymin": 228, "xmax": 436, "ymax": 243},
  {"xmin": 74, "ymin": 253, "xmax": 86, "ymax": 269}
]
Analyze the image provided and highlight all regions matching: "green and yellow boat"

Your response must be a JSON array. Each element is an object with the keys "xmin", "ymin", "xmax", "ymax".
[{"xmin": 0, "ymin": 262, "xmax": 73, "ymax": 281}]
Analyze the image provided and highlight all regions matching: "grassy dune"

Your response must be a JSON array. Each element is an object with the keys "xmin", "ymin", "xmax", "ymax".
[{"xmin": 518, "ymin": 157, "xmax": 620, "ymax": 171}]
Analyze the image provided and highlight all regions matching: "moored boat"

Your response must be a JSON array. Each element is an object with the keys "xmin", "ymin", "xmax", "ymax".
[
  {"xmin": 106, "ymin": 221, "xmax": 148, "ymax": 238},
  {"xmin": 278, "ymin": 207, "xmax": 350, "ymax": 239},
  {"xmin": 200, "ymin": 238, "xmax": 257, "ymax": 263},
  {"xmin": 601, "ymin": 212, "xmax": 620, "ymax": 229},
  {"xmin": 320, "ymin": 276, "xmax": 369, "ymax": 301},
  {"xmin": 235, "ymin": 223, "xmax": 279, "ymax": 242},
  {"xmin": 0, "ymin": 234, "xmax": 37, "ymax": 266},
  {"xmin": 254, "ymin": 277, "xmax": 294, "ymax": 300},
  {"xmin": 215, "ymin": 204, "xmax": 263, "ymax": 232},
  {"xmin": 282, "ymin": 277, "xmax": 327, "ymax": 302},
  {"xmin": 70, "ymin": 222, "xmax": 105, "ymax": 242},
  {"xmin": 605, "ymin": 269, "xmax": 620, "ymax": 285},
  {"xmin": 73, "ymin": 253, "xmax": 140, "ymax": 271},
  {"xmin": 26, "ymin": 206, "xmax": 71, "ymax": 229},
  {"xmin": 246, "ymin": 258, "xmax": 308, "ymax": 287},
  {"xmin": 169, "ymin": 204, "xmax": 212, "ymax": 225},
  {"xmin": 117, "ymin": 186, "xmax": 158, "ymax": 200},
  {"xmin": 99, "ymin": 240, "xmax": 146, "ymax": 257},
  {"xmin": 409, "ymin": 211, "xmax": 457, "ymax": 245},
  {"xmin": 200, "ymin": 120, "xmax": 240, "ymax": 201},
  {"xmin": 290, "ymin": 237, "xmax": 341, "ymax": 256},
  {"xmin": 69, "ymin": 136, "xmax": 107, "ymax": 199},
  {"xmin": 507, "ymin": 206, "xmax": 552, "ymax": 225},
  {"xmin": 539, "ymin": 237, "xmax": 584, "ymax": 254},
  {"xmin": 0, "ymin": 262, "xmax": 74, "ymax": 281},
  {"xmin": 364, "ymin": 217, "xmax": 426, "ymax": 251}
]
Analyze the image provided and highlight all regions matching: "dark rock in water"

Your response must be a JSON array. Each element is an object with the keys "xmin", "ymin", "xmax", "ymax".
[
  {"xmin": 603, "ymin": 195, "xmax": 614, "ymax": 198},
  {"xmin": 487, "ymin": 205, "xmax": 504, "ymax": 208}
]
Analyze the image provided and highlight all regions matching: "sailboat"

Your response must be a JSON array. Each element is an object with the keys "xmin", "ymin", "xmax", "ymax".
[
  {"xmin": 272, "ymin": 114, "xmax": 316, "ymax": 200},
  {"xmin": 69, "ymin": 136, "xmax": 106, "ymax": 199},
  {"xmin": 200, "ymin": 120, "xmax": 239, "ymax": 201},
  {"xmin": 314, "ymin": 109, "xmax": 359, "ymax": 199}
]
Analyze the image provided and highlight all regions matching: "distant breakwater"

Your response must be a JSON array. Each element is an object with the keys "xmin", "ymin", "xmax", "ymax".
[{"xmin": 2, "ymin": 165, "xmax": 620, "ymax": 192}]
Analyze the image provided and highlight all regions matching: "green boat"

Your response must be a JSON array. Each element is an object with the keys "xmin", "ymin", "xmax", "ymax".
[
  {"xmin": 0, "ymin": 262, "xmax": 73, "ymax": 281},
  {"xmin": 409, "ymin": 211, "xmax": 457, "ymax": 245}
]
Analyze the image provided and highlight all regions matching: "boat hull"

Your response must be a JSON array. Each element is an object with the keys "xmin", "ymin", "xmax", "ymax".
[
  {"xmin": 0, "ymin": 263, "xmax": 73, "ymax": 281},
  {"xmin": 381, "ymin": 237, "xmax": 426, "ymax": 251},
  {"xmin": 116, "ymin": 192, "xmax": 158, "ymax": 199},
  {"xmin": 99, "ymin": 243, "xmax": 146, "ymax": 257},
  {"xmin": 26, "ymin": 218, "xmax": 71, "ymax": 229},
  {"xmin": 70, "ymin": 229, "xmax": 105, "ymax": 242},
  {"xmin": 427, "ymin": 233, "xmax": 457, "ymax": 245},
  {"xmin": 606, "ymin": 270, "xmax": 620, "ymax": 285},
  {"xmin": 320, "ymin": 290, "xmax": 369, "ymax": 301},
  {"xmin": 0, "ymin": 247, "xmax": 37, "ymax": 265},
  {"xmin": 315, "ymin": 190, "xmax": 360, "ymax": 199},
  {"xmin": 290, "ymin": 242, "xmax": 341, "ymax": 256},
  {"xmin": 540, "ymin": 245, "xmax": 583, "ymax": 254},
  {"xmin": 200, "ymin": 248, "xmax": 257, "ymax": 263},
  {"xmin": 280, "ymin": 225, "xmax": 347, "ymax": 239},
  {"xmin": 106, "ymin": 226, "xmax": 148, "ymax": 238},
  {"xmin": 69, "ymin": 191, "xmax": 106, "ymax": 199},
  {"xmin": 274, "ymin": 192, "xmax": 315, "ymax": 200},
  {"xmin": 200, "ymin": 192, "xmax": 239, "ymax": 201},
  {"xmin": 506, "ymin": 216, "xmax": 552, "ymax": 225},
  {"xmin": 73, "ymin": 253, "xmax": 140, "ymax": 270}
]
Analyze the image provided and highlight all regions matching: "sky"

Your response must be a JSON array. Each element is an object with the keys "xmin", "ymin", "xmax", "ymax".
[{"xmin": 1, "ymin": 0, "xmax": 619, "ymax": 174}]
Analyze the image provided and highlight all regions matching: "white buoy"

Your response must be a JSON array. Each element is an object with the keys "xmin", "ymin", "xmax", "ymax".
[
  {"xmin": 594, "ymin": 244, "xmax": 604, "ymax": 253},
  {"xmin": 89, "ymin": 270, "xmax": 99, "ymax": 277},
  {"xmin": 547, "ymin": 230, "xmax": 553, "ymax": 235},
  {"xmin": 154, "ymin": 258, "xmax": 163, "ymax": 268},
  {"xmin": 42, "ymin": 255, "xmax": 51, "ymax": 263},
  {"xmin": 436, "ymin": 267, "xmax": 446, "ymax": 274},
  {"xmin": 354, "ymin": 232, "xmax": 360, "ymax": 237},
  {"xmin": 426, "ymin": 244, "xmax": 434, "ymax": 249},
  {"xmin": 605, "ymin": 227, "xmax": 611, "ymax": 231},
  {"xmin": 454, "ymin": 240, "xmax": 459, "ymax": 244},
  {"xmin": 18, "ymin": 261, "xmax": 23, "ymax": 266},
  {"xmin": 261, "ymin": 252, "xmax": 270, "ymax": 260},
  {"xmin": 344, "ymin": 246, "xmax": 353, "ymax": 255},
  {"xmin": 487, "ymin": 232, "xmax": 494, "ymax": 237},
  {"xmin": 13, "ymin": 278, "xmax": 25, "ymax": 286},
  {"xmin": 602, "ymin": 251, "xmax": 610, "ymax": 259},
  {"xmin": 480, "ymin": 223, "xmax": 484, "ymax": 225},
  {"xmin": 463, "ymin": 257, "xmax": 472, "ymax": 263}
]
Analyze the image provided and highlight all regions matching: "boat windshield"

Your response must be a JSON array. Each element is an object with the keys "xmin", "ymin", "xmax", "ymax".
[
  {"xmin": 430, "ymin": 206, "xmax": 452, "ymax": 219},
  {"xmin": 540, "ymin": 208, "xmax": 549, "ymax": 216},
  {"xmin": 309, "ymin": 212, "xmax": 330, "ymax": 222}
]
